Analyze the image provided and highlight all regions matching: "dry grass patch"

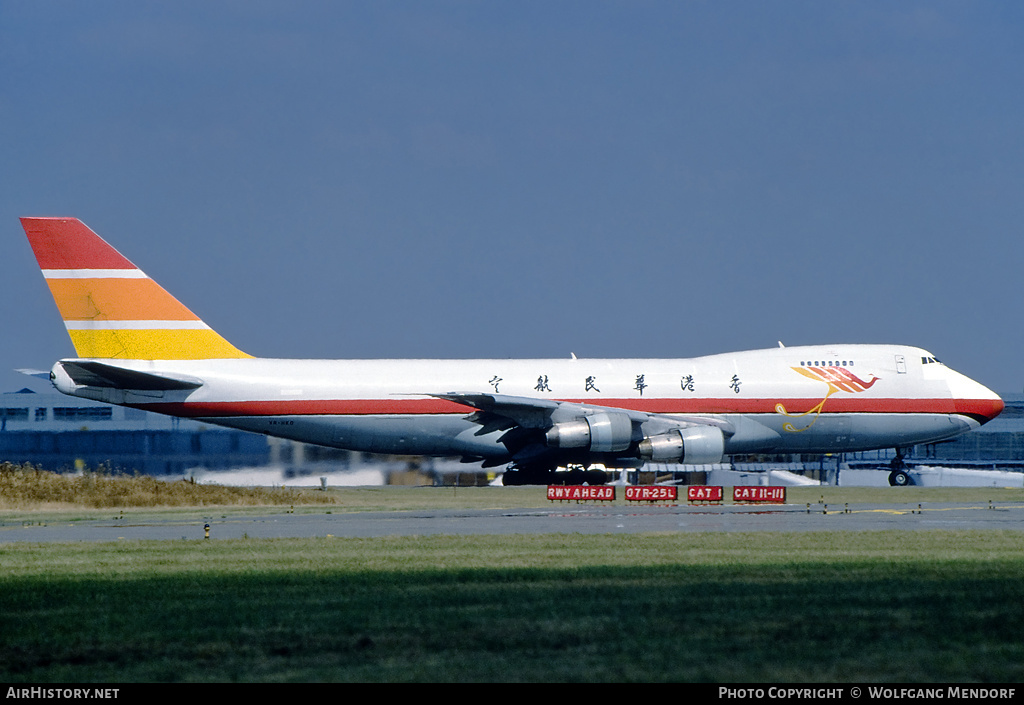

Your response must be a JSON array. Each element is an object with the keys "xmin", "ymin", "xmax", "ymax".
[{"xmin": 0, "ymin": 462, "xmax": 335, "ymax": 509}]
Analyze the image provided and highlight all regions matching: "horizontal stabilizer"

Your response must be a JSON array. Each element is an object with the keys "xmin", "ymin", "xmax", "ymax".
[
  {"xmin": 58, "ymin": 361, "xmax": 204, "ymax": 391},
  {"xmin": 16, "ymin": 368, "xmax": 51, "ymax": 380}
]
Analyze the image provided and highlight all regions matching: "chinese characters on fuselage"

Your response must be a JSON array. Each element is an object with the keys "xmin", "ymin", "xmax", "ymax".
[{"xmin": 484, "ymin": 372, "xmax": 750, "ymax": 396}]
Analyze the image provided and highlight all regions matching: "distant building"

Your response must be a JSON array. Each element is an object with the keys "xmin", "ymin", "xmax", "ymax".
[
  {"xmin": 908, "ymin": 393, "xmax": 1024, "ymax": 467},
  {"xmin": 0, "ymin": 384, "xmax": 269, "ymax": 474}
]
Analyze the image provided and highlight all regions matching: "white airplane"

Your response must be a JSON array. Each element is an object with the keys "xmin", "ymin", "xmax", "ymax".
[{"xmin": 20, "ymin": 217, "xmax": 1004, "ymax": 486}]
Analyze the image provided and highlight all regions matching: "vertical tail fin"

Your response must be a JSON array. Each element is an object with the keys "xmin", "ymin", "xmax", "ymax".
[{"xmin": 20, "ymin": 217, "xmax": 251, "ymax": 360}]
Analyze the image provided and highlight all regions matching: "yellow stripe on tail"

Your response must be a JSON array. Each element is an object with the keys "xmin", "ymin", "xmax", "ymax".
[{"xmin": 21, "ymin": 217, "xmax": 251, "ymax": 360}]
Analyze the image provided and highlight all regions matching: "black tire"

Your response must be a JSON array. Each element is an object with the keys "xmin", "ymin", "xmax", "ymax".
[{"xmin": 888, "ymin": 469, "xmax": 913, "ymax": 486}]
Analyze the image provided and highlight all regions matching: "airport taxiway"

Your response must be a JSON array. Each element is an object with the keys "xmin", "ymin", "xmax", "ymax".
[{"xmin": 3, "ymin": 501, "xmax": 1024, "ymax": 542}]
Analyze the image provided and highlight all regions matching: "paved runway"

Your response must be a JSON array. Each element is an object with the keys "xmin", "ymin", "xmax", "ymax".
[{"xmin": 3, "ymin": 501, "xmax": 1024, "ymax": 542}]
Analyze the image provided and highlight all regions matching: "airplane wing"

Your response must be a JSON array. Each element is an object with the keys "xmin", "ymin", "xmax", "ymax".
[
  {"xmin": 56, "ymin": 361, "xmax": 204, "ymax": 391},
  {"xmin": 431, "ymin": 391, "xmax": 733, "ymax": 432},
  {"xmin": 427, "ymin": 392, "xmax": 563, "ymax": 465},
  {"xmin": 429, "ymin": 391, "xmax": 734, "ymax": 469},
  {"xmin": 428, "ymin": 392, "xmax": 562, "ymax": 432}
]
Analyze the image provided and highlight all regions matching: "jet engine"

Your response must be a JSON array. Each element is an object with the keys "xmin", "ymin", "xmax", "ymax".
[
  {"xmin": 544, "ymin": 412, "xmax": 633, "ymax": 453},
  {"xmin": 637, "ymin": 426, "xmax": 725, "ymax": 464}
]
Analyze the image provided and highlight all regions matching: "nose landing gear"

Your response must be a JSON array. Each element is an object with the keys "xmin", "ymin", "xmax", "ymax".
[{"xmin": 888, "ymin": 448, "xmax": 914, "ymax": 486}]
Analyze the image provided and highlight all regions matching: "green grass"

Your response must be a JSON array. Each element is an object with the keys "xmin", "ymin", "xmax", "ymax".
[
  {"xmin": 2, "ymin": 531, "xmax": 1023, "ymax": 682},
  {"xmin": 4, "ymin": 471, "xmax": 1023, "ymax": 682}
]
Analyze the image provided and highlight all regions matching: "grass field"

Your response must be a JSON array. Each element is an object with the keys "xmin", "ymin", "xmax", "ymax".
[
  {"xmin": 4, "ymin": 459, "xmax": 1024, "ymax": 515},
  {"xmin": 3, "ymin": 530, "xmax": 1024, "ymax": 682},
  {"xmin": 3, "ymin": 466, "xmax": 1024, "ymax": 682}
]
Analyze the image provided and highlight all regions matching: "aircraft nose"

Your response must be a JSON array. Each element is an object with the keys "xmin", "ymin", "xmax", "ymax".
[
  {"xmin": 948, "ymin": 372, "xmax": 1003, "ymax": 425},
  {"xmin": 963, "ymin": 395, "xmax": 1004, "ymax": 425}
]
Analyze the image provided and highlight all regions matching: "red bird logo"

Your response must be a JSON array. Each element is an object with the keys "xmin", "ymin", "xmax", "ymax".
[{"xmin": 777, "ymin": 366, "xmax": 879, "ymax": 432}]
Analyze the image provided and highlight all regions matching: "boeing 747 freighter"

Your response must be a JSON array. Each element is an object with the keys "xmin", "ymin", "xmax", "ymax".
[{"xmin": 20, "ymin": 217, "xmax": 1004, "ymax": 485}]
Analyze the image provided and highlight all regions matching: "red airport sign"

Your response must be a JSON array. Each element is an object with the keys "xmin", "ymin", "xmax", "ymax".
[
  {"xmin": 547, "ymin": 485, "xmax": 616, "ymax": 501},
  {"xmin": 687, "ymin": 485, "xmax": 724, "ymax": 503},
  {"xmin": 732, "ymin": 486, "xmax": 786, "ymax": 504},
  {"xmin": 625, "ymin": 486, "xmax": 678, "ymax": 502}
]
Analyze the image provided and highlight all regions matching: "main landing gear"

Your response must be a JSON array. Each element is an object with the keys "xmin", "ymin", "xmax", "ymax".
[
  {"xmin": 501, "ymin": 464, "xmax": 610, "ymax": 486},
  {"xmin": 888, "ymin": 448, "xmax": 914, "ymax": 487}
]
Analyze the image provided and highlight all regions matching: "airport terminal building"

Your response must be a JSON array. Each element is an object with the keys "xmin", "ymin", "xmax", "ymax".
[
  {"xmin": 0, "ymin": 385, "xmax": 269, "ymax": 475},
  {"xmin": 0, "ymin": 381, "xmax": 380, "ymax": 481}
]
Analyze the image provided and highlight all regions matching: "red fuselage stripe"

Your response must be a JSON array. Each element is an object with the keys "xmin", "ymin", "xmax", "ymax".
[{"xmin": 127, "ymin": 397, "xmax": 1004, "ymax": 420}]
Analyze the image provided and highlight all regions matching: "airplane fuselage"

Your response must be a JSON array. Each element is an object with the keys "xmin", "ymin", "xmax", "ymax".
[{"xmin": 51, "ymin": 343, "xmax": 1003, "ymax": 465}]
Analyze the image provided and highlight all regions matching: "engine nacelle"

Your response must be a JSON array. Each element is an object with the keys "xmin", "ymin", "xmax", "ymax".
[
  {"xmin": 544, "ymin": 412, "xmax": 633, "ymax": 453},
  {"xmin": 637, "ymin": 426, "xmax": 725, "ymax": 464}
]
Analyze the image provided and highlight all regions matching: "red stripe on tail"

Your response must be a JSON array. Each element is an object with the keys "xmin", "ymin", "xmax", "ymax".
[{"xmin": 21, "ymin": 217, "xmax": 136, "ymax": 270}]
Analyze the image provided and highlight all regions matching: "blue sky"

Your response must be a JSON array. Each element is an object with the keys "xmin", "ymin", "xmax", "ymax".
[{"xmin": 1, "ymin": 1, "xmax": 1021, "ymax": 394}]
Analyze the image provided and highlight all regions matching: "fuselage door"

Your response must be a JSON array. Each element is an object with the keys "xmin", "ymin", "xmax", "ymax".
[{"xmin": 895, "ymin": 355, "xmax": 907, "ymax": 374}]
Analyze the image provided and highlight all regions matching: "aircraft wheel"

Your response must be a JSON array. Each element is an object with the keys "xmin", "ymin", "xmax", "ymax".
[
  {"xmin": 888, "ymin": 469, "xmax": 913, "ymax": 486},
  {"xmin": 502, "ymin": 466, "xmax": 556, "ymax": 485},
  {"xmin": 501, "ymin": 472, "xmax": 525, "ymax": 486},
  {"xmin": 564, "ymin": 468, "xmax": 587, "ymax": 485}
]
